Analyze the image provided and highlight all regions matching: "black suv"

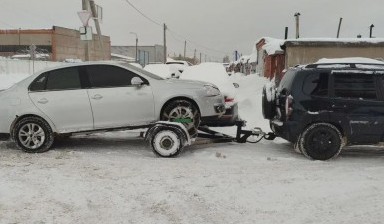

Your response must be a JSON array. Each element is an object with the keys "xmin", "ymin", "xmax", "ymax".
[{"xmin": 262, "ymin": 62, "xmax": 384, "ymax": 160}]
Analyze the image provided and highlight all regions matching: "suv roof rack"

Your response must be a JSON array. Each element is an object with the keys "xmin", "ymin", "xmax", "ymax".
[{"xmin": 305, "ymin": 63, "xmax": 384, "ymax": 69}]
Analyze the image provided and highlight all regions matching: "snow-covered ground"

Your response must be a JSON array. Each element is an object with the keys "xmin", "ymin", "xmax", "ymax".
[{"xmin": 1, "ymin": 74, "xmax": 384, "ymax": 223}]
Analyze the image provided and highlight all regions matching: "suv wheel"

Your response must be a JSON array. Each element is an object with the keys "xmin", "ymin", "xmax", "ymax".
[
  {"xmin": 161, "ymin": 100, "xmax": 200, "ymax": 138},
  {"xmin": 262, "ymin": 84, "xmax": 276, "ymax": 119},
  {"xmin": 299, "ymin": 123, "xmax": 343, "ymax": 160},
  {"xmin": 13, "ymin": 117, "xmax": 54, "ymax": 153}
]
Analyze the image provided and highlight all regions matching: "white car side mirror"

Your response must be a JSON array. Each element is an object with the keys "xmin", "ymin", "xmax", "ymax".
[{"xmin": 131, "ymin": 77, "xmax": 144, "ymax": 86}]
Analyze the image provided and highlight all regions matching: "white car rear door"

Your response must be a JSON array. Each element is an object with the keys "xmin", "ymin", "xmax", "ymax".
[{"xmin": 28, "ymin": 67, "xmax": 93, "ymax": 132}]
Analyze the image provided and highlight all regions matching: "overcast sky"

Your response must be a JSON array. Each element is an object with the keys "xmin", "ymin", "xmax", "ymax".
[{"xmin": 0, "ymin": 0, "xmax": 383, "ymax": 61}]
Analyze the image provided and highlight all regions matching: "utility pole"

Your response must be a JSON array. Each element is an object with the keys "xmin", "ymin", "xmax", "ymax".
[
  {"xmin": 184, "ymin": 40, "xmax": 187, "ymax": 59},
  {"xmin": 82, "ymin": 0, "xmax": 90, "ymax": 61},
  {"xmin": 205, "ymin": 54, "xmax": 207, "ymax": 62},
  {"xmin": 163, "ymin": 23, "xmax": 167, "ymax": 63},
  {"xmin": 294, "ymin": 12, "xmax": 301, "ymax": 39},
  {"xmin": 337, "ymin": 17, "xmax": 343, "ymax": 38},
  {"xmin": 284, "ymin": 27, "xmax": 288, "ymax": 39},
  {"xmin": 370, "ymin": 24, "xmax": 375, "ymax": 38},
  {"xmin": 194, "ymin": 49, "xmax": 197, "ymax": 64},
  {"xmin": 200, "ymin": 52, "xmax": 202, "ymax": 64},
  {"xmin": 130, "ymin": 32, "xmax": 138, "ymax": 62},
  {"xmin": 89, "ymin": 0, "xmax": 104, "ymax": 60}
]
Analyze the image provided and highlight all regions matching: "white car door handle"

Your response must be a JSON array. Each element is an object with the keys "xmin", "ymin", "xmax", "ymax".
[
  {"xmin": 91, "ymin": 94, "xmax": 103, "ymax": 100},
  {"xmin": 37, "ymin": 98, "xmax": 48, "ymax": 104}
]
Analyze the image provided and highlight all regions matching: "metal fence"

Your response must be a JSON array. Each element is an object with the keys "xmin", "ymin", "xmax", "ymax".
[{"xmin": 0, "ymin": 59, "xmax": 65, "ymax": 75}]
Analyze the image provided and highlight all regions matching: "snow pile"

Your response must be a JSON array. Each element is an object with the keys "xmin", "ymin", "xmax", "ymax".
[
  {"xmin": 0, "ymin": 73, "xmax": 30, "ymax": 90},
  {"xmin": 144, "ymin": 64, "xmax": 180, "ymax": 79},
  {"xmin": 255, "ymin": 37, "xmax": 285, "ymax": 55},
  {"xmin": 227, "ymin": 73, "xmax": 270, "ymax": 131},
  {"xmin": 180, "ymin": 62, "xmax": 236, "ymax": 98}
]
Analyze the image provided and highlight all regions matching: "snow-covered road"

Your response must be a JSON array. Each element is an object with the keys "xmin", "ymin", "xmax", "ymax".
[
  {"xmin": 1, "ymin": 134, "xmax": 384, "ymax": 224},
  {"xmin": 1, "ymin": 73, "xmax": 384, "ymax": 223}
]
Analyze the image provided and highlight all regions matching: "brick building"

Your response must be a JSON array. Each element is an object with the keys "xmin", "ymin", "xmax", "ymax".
[
  {"xmin": 255, "ymin": 37, "xmax": 384, "ymax": 81},
  {"xmin": 0, "ymin": 26, "xmax": 111, "ymax": 61},
  {"xmin": 111, "ymin": 45, "xmax": 165, "ymax": 66}
]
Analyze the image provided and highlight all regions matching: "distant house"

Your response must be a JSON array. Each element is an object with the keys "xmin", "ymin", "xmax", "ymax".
[
  {"xmin": 255, "ymin": 38, "xmax": 285, "ymax": 80},
  {"xmin": 111, "ymin": 45, "xmax": 165, "ymax": 66},
  {"xmin": 111, "ymin": 53, "xmax": 135, "ymax": 62},
  {"xmin": 283, "ymin": 38, "xmax": 384, "ymax": 68},
  {"xmin": 255, "ymin": 37, "xmax": 384, "ymax": 81}
]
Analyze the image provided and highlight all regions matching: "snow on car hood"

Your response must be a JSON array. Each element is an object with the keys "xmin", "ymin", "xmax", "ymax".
[
  {"xmin": 179, "ymin": 63, "xmax": 237, "ymax": 99},
  {"xmin": 165, "ymin": 78, "xmax": 215, "ymax": 87}
]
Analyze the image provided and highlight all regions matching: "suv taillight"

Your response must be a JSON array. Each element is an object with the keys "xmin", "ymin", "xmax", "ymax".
[{"xmin": 285, "ymin": 95, "xmax": 293, "ymax": 121}]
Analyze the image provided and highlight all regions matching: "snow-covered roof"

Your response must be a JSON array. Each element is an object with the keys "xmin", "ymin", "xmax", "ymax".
[
  {"xmin": 316, "ymin": 57, "xmax": 384, "ymax": 64},
  {"xmin": 111, "ymin": 53, "xmax": 135, "ymax": 61},
  {"xmin": 255, "ymin": 37, "xmax": 285, "ymax": 56},
  {"xmin": 255, "ymin": 37, "xmax": 384, "ymax": 56},
  {"xmin": 285, "ymin": 38, "xmax": 384, "ymax": 45}
]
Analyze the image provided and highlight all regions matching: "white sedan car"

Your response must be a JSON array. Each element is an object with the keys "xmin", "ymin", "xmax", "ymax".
[{"xmin": 0, "ymin": 62, "xmax": 225, "ymax": 153}]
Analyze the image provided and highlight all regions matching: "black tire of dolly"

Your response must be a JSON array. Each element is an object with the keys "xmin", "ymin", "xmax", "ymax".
[
  {"xmin": 13, "ymin": 117, "xmax": 54, "ymax": 153},
  {"xmin": 299, "ymin": 123, "xmax": 343, "ymax": 160},
  {"xmin": 150, "ymin": 127, "xmax": 184, "ymax": 158}
]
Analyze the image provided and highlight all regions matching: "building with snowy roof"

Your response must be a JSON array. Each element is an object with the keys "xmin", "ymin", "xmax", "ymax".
[{"xmin": 255, "ymin": 37, "xmax": 384, "ymax": 81}]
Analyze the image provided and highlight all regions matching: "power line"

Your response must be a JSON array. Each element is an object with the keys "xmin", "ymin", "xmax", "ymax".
[
  {"xmin": 121, "ymin": 0, "xmax": 229, "ymax": 58},
  {"xmin": 167, "ymin": 28, "xmax": 230, "ymax": 55},
  {"xmin": 122, "ymin": 0, "xmax": 162, "ymax": 27}
]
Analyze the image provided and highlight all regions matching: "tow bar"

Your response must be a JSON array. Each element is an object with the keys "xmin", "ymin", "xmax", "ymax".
[
  {"xmin": 146, "ymin": 120, "xmax": 276, "ymax": 158},
  {"xmin": 197, "ymin": 120, "xmax": 276, "ymax": 144}
]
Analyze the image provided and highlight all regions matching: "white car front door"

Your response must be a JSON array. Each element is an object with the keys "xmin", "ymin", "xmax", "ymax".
[
  {"xmin": 28, "ymin": 67, "xmax": 93, "ymax": 133},
  {"xmin": 85, "ymin": 65, "xmax": 155, "ymax": 129}
]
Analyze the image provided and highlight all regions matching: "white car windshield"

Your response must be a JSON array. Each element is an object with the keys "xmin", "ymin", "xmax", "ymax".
[{"xmin": 119, "ymin": 62, "xmax": 164, "ymax": 80}]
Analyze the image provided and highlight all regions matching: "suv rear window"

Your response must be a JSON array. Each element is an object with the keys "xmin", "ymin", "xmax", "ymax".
[
  {"xmin": 333, "ymin": 72, "xmax": 377, "ymax": 100},
  {"xmin": 278, "ymin": 69, "xmax": 296, "ymax": 92},
  {"xmin": 303, "ymin": 72, "xmax": 329, "ymax": 96}
]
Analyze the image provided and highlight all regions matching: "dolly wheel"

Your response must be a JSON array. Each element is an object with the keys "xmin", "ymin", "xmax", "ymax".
[{"xmin": 151, "ymin": 127, "xmax": 185, "ymax": 157}]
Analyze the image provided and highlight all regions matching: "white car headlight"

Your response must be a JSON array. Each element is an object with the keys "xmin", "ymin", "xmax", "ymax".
[{"xmin": 204, "ymin": 84, "xmax": 221, "ymax": 96}]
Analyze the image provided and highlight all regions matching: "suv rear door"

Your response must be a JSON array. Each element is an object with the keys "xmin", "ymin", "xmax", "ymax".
[{"xmin": 329, "ymin": 71, "xmax": 384, "ymax": 144}]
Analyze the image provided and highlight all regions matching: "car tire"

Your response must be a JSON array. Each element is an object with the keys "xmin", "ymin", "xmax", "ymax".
[
  {"xmin": 299, "ymin": 123, "xmax": 343, "ymax": 160},
  {"xmin": 262, "ymin": 84, "xmax": 276, "ymax": 119},
  {"xmin": 150, "ymin": 127, "xmax": 185, "ymax": 158},
  {"xmin": 13, "ymin": 117, "xmax": 54, "ymax": 153},
  {"xmin": 161, "ymin": 100, "xmax": 200, "ymax": 137}
]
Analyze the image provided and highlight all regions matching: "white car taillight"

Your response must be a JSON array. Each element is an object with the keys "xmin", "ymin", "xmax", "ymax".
[
  {"xmin": 285, "ymin": 95, "xmax": 293, "ymax": 121},
  {"xmin": 225, "ymin": 97, "xmax": 234, "ymax": 103}
]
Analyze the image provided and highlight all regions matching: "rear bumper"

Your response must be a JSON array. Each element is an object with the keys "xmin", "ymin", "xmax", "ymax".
[
  {"xmin": 270, "ymin": 119, "xmax": 300, "ymax": 143},
  {"xmin": 201, "ymin": 103, "xmax": 239, "ymax": 127}
]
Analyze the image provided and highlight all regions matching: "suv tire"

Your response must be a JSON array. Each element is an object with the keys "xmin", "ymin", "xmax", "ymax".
[
  {"xmin": 262, "ymin": 84, "xmax": 276, "ymax": 119},
  {"xmin": 161, "ymin": 100, "xmax": 200, "ymax": 137},
  {"xmin": 299, "ymin": 123, "xmax": 343, "ymax": 160},
  {"xmin": 13, "ymin": 117, "xmax": 54, "ymax": 153}
]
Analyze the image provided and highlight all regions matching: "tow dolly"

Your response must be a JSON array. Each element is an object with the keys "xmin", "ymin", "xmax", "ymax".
[{"xmin": 145, "ymin": 120, "xmax": 276, "ymax": 157}]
